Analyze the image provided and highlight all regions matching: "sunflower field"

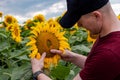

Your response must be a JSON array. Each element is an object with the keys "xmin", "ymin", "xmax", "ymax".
[{"xmin": 0, "ymin": 11, "xmax": 120, "ymax": 80}]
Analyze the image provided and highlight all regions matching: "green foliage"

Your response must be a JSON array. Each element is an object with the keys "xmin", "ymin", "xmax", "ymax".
[
  {"xmin": 0, "ymin": 27, "xmax": 32, "ymax": 80},
  {"xmin": 0, "ymin": 24, "xmax": 92, "ymax": 80},
  {"xmin": 65, "ymin": 27, "xmax": 91, "ymax": 56}
]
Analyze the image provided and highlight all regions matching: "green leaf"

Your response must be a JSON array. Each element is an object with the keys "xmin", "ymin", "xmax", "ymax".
[
  {"xmin": 69, "ymin": 36, "xmax": 77, "ymax": 44},
  {"xmin": 71, "ymin": 44, "xmax": 90, "ymax": 55},
  {"xmin": 65, "ymin": 63, "xmax": 80, "ymax": 80},
  {"xmin": 21, "ymin": 30, "xmax": 30, "ymax": 37},
  {"xmin": 8, "ymin": 48, "xmax": 30, "ymax": 60},
  {"xmin": 0, "ymin": 41, "xmax": 10, "ymax": 52},
  {"xmin": 0, "ymin": 68, "xmax": 13, "ymax": 80},
  {"xmin": 0, "ymin": 33, "xmax": 7, "ymax": 38},
  {"xmin": 50, "ymin": 65, "xmax": 70, "ymax": 80},
  {"xmin": 11, "ymin": 62, "xmax": 32, "ymax": 80},
  {"xmin": 0, "ymin": 75, "xmax": 10, "ymax": 80}
]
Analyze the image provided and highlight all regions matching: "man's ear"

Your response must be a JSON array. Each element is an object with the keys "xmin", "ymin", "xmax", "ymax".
[
  {"xmin": 92, "ymin": 11, "xmax": 103, "ymax": 28},
  {"xmin": 92, "ymin": 11, "xmax": 102, "ymax": 21}
]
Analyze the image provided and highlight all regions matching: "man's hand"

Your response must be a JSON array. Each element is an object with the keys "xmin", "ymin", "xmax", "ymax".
[
  {"xmin": 50, "ymin": 49, "xmax": 87, "ymax": 68},
  {"xmin": 31, "ymin": 52, "xmax": 46, "ymax": 73},
  {"xmin": 50, "ymin": 49, "xmax": 76, "ymax": 63}
]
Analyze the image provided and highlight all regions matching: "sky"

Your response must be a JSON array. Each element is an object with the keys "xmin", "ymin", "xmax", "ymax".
[{"xmin": 0, "ymin": 0, "xmax": 120, "ymax": 24}]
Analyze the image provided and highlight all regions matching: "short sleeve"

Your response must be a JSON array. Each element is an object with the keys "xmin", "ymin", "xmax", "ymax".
[{"xmin": 80, "ymin": 49, "xmax": 119, "ymax": 80}]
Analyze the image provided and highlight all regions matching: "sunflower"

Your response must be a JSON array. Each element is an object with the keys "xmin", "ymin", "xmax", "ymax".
[
  {"xmin": 10, "ymin": 23, "xmax": 22, "ymax": 42},
  {"xmin": 4, "ymin": 15, "xmax": 17, "ymax": 26},
  {"xmin": 24, "ymin": 19, "xmax": 35, "ymax": 30},
  {"xmin": 48, "ymin": 18, "xmax": 63, "ymax": 30},
  {"xmin": 0, "ymin": 12, "xmax": 3, "ymax": 17},
  {"xmin": 87, "ymin": 30, "xmax": 98, "ymax": 43},
  {"xmin": 3, "ymin": 15, "xmax": 21, "ymax": 42},
  {"xmin": 6, "ymin": 24, "xmax": 13, "ymax": 31},
  {"xmin": 33, "ymin": 14, "xmax": 45, "ymax": 22},
  {"xmin": 4, "ymin": 15, "xmax": 17, "ymax": 30},
  {"xmin": 27, "ymin": 21, "xmax": 70, "ymax": 68}
]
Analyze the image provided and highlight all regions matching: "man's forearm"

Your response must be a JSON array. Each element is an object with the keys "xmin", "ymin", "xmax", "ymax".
[
  {"xmin": 37, "ymin": 73, "xmax": 52, "ymax": 80},
  {"xmin": 72, "ymin": 53, "xmax": 87, "ymax": 68},
  {"xmin": 73, "ymin": 73, "xmax": 82, "ymax": 80}
]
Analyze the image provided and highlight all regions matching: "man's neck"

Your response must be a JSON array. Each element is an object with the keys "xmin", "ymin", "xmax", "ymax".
[{"xmin": 100, "ymin": 16, "xmax": 120, "ymax": 37}]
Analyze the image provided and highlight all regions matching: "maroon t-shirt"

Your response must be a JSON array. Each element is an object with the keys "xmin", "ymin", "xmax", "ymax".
[{"xmin": 80, "ymin": 31, "xmax": 120, "ymax": 80}]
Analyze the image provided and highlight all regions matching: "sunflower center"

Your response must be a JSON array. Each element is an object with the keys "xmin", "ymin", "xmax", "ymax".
[
  {"xmin": 36, "ymin": 32, "xmax": 59, "ymax": 58},
  {"xmin": 47, "ymin": 39, "xmax": 52, "ymax": 48},
  {"xmin": 14, "ymin": 27, "xmax": 19, "ymax": 36},
  {"xmin": 7, "ymin": 18, "xmax": 12, "ymax": 24}
]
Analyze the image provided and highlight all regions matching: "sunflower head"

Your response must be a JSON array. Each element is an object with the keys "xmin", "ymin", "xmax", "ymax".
[
  {"xmin": 24, "ymin": 19, "xmax": 35, "ymax": 30},
  {"xmin": 11, "ymin": 23, "xmax": 21, "ymax": 42},
  {"xmin": 0, "ymin": 12, "xmax": 3, "ymax": 17},
  {"xmin": 4, "ymin": 15, "xmax": 17, "ymax": 26},
  {"xmin": 48, "ymin": 18, "xmax": 63, "ymax": 30},
  {"xmin": 27, "ymin": 21, "xmax": 70, "ymax": 69},
  {"xmin": 33, "ymin": 14, "xmax": 45, "ymax": 23},
  {"xmin": 6, "ymin": 24, "xmax": 13, "ymax": 31},
  {"xmin": 6, "ymin": 22, "xmax": 21, "ymax": 42},
  {"xmin": 36, "ymin": 32, "xmax": 59, "ymax": 57}
]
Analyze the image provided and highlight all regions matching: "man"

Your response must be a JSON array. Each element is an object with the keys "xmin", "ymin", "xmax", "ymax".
[{"xmin": 31, "ymin": 0, "xmax": 120, "ymax": 80}]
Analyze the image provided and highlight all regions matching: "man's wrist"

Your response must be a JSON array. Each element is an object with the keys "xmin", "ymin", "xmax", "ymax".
[
  {"xmin": 33, "ymin": 70, "xmax": 43, "ymax": 80},
  {"xmin": 32, "ymin": 67, "xmax": 42, "ymax": 73}
]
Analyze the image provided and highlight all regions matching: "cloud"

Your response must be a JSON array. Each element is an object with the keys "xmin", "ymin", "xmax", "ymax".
[
  {"xmin": 1, "ymin": 0, "xmax": 120, "ymax": 24},
  {"xmin": 26, "ymin": 1, "xmax": 66, "ymax": 18},
  {"xmin": 48, "ymin": 1, "xmax": 66, "ymax": 13},
  {"xmin": 110, "ymin": 0, "xmax": 120, "ymax": 4},
  {"xmin": 13, "ymin": 15, "xmax": 29, "ymax": 24},
  {"xmin": 12, "ymin": 0, "xmax": 66, "ymax": 24},
  {"xmin": 0, "ymin": 0, "xmax": 8, "ymax": 6}
]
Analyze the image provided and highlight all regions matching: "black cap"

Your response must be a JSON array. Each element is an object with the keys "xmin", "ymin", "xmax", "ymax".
[{"xmin": 59, "ymin": 0, "xmax": 109, "ymax": 28}]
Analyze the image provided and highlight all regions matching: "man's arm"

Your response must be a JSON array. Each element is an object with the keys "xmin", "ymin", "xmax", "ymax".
[
  {"xmin": 31, "ymin": 50, "xmax": 87, "ymax": 80},
  {"xmin": 72, "ymin": 53, "xmax": 87, "ymax": 68},
  {"xmin": 73, "ymin": 73, "xmax": 82, "ymax": 80},
  {"xmin": 51, "ymin": 49, "xmax": 87, "ymax": 68},
  {"xmin": 37, "ymin": 73, "xmax": 52, "ymax": 80}
]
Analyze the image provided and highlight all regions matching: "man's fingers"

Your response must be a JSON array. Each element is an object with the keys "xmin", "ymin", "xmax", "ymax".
[
  {"xmin": 64, "ymin": 49, "xmax": 72, "ymax": 54},
  {"xmin": 50, "ymin": 49, "xmax": 63, "ymax": 55},
  {"xmin": 31, "ymin": 52, "xmax": 46, "ymax": 62},
  {"xmin": 41, "ymin": 52, "xmax": 46, "ymax": 60}
]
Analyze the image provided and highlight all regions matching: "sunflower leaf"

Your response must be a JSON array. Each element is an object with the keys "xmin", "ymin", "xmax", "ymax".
[
  {"xmin": 0, "ymin": 33, "xmax": 7, "ymax": 38},
  {"xmin": 50, "ymin": 65, "xmax": 70, "ymax": 80},
  {"xmin": 11, "ymin": 62, "xmax": 32, "ymax": 80},
  {"xmin": 0, "ymin": 68, "xmax": 11, "ymax": 80},
  {"xmin": 0, "ymin": 41, "xmax": 10, "ymax": 52},
  {"xmin": 71, "ymin": 44, "xmax": 90, "ymax": 55}
]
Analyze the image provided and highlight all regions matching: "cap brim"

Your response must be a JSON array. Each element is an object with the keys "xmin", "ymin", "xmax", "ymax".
[{"xmin": 59, "ymin": 11, "xmax": 81, "ymax": 28}]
